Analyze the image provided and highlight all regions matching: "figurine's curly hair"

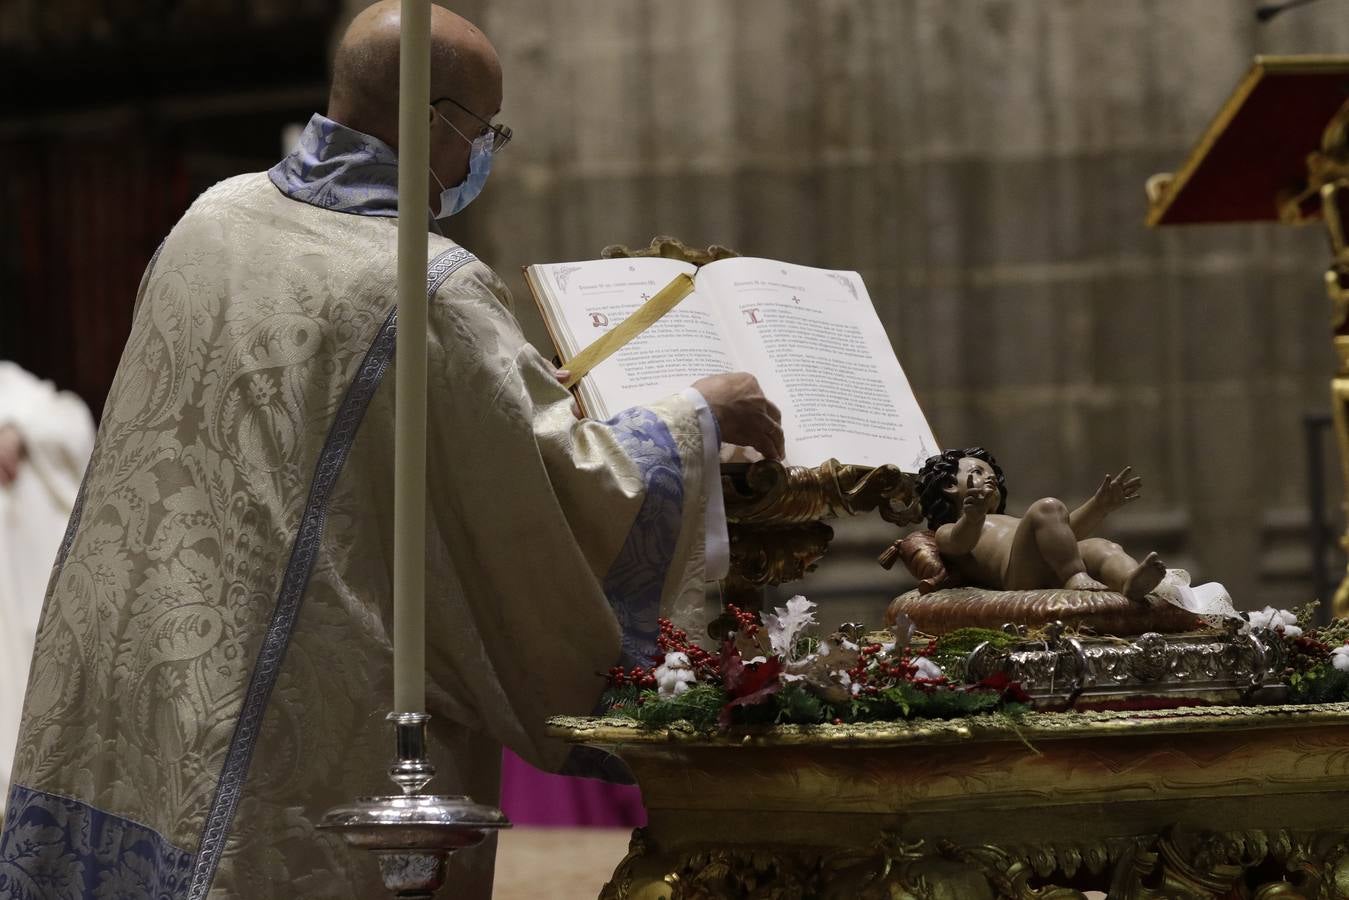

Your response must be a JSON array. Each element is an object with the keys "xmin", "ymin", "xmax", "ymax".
[{"xmin": 916, "ymin": 447, "xmax": 1008, "ymax": 529}]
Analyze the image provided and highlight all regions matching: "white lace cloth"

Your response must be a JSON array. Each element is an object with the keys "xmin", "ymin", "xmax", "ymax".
[{"xmin": 1151, "ymin": 568, "xmax": 1240, "ymax": 627}]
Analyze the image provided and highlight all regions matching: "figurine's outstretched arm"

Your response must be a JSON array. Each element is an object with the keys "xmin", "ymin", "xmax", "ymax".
[
  {"xmin": 936, "ymin": 483, "xmax": 991, "ymax": 556},
  {"xmin": 1069, "ymin": 466, "xmax": 1141, "ymax": 539}
]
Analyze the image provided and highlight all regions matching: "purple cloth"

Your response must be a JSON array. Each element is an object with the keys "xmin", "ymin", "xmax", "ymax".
[{"xmin": 499, "ymin": 750, "xmax": 647, "ymax": 828}]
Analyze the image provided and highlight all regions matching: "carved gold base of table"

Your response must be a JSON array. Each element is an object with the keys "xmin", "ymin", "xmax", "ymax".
[{"xmin": 549, "ymin": 705, "xmax": 1349, "ymax": 899}]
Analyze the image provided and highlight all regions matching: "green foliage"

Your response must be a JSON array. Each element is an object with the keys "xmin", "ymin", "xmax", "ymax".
[
  {"xmin": 1289, "ymin": 663, "xmax": 1349, "ymax": 704},
  {"xmin": 792, "ymin": 635, "xmax": 821, "ymax": 659},
  {"xmin": 1316, "ymin": 618, "xmax": 1349, "ymax": 650},
  {"xmin": 599, "ymin": 684, "xmax": 642, "ymax": 716},
  {"xmin": 773, "ymin": 682, "xmax": 829, "ymax": 725},
  {"xmin": 601, "ymin": 677, "xmax": 1026, "ymax": 732},
  {"xmin": 599, "ymin": 626, "xmax": 1035, "ymax": 731},
  {"xmin": 1294, "ymin": 600, "xmax": 1323, "ymax": 630},
  {"xmin": 603, "ymin": 684, "xmax": 728, "ymax": 730},
  {"xmin": 846, "ymin": 688, "xmax": 906, "ymax": 723},
  {"xmin": 843, "ymin": 681, "xmax": 1008, "ymax": 723}
]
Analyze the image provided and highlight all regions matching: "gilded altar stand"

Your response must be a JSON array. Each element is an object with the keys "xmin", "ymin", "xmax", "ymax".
[
  {"xmin": 563, "ymin": 240, "xmax": 1349, "ymax": 899},
  {"xmin": 549, "ymin": 704, "xmax": 1349, "ymax": 899}
]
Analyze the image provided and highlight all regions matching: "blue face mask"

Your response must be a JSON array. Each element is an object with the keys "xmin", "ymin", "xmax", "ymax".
[{"xmin": 431, "ymin": 126, "xmax": 494, "ymax": 219}]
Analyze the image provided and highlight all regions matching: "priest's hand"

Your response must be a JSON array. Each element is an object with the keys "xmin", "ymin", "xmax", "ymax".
[
  {"xmin": 553, "ymin": 368, "xmax": 582, "ymax": 418},
  {"xmin": 692, "ymin": 372, "xmax": 784, "ymax": 460}
]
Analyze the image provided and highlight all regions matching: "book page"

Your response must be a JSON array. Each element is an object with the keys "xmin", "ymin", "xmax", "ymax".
[
  {"xmin": 697, "ymin": 257, "xmax": 939, "ymax": 471},
  {"xmin": 528, "ymin": 257, "xmax": 736, "ymax": 420}
]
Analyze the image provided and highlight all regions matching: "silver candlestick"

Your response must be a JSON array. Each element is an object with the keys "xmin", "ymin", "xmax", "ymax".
[{"xmin": 320, "ymin": 712, "xmax": 511, "ymax": 899}]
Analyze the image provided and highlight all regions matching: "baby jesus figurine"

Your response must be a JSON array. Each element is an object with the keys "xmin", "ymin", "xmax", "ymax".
[{"xmin": 916, "ymin": 447, "xmax": 1167, "ymax": 599}]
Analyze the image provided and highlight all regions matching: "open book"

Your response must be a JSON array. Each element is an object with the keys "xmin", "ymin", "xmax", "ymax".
[{"xmin": 524, "ymin": 255, "xmax": 939, "ymax": 471}]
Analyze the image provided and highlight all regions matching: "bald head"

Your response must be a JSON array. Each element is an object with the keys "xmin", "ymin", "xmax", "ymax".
[{"xmin": 328, "ymin": 1, "xmax": 502, "ymax": 150}]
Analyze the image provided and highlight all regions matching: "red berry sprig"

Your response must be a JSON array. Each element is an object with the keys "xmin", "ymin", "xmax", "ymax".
[
  {"xmin": 726, "ymin": 605, "xmax": 761, "ymax": 636},
  {"xmin": 656, "ymin": 617, "xmax": 719, "ymax": 681},
  {"xmin": 604, "ymin": 664, "xmax": 658, "ymax": 689},
  {"xmin": 846, "ymin": 643, "xmax": 885, "ymax": 687}
]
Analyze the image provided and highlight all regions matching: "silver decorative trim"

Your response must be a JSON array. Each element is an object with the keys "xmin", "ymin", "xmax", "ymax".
[
  {"xmin": 964, "ymin": 623, "xmax": 1288, "ymax": 709},
  {"xmin": 388, "ymin": 712, "xmax": 435, "ymax": 796},
  {"xmin": 321, "ymin": 710, "xmax": 511, "ymax": 899}
]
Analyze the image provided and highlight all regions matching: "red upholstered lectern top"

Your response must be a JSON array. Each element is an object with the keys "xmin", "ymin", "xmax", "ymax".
[{"xmin": 1147, "ymin": 55, "xmax": 1349, "ymax": 226}]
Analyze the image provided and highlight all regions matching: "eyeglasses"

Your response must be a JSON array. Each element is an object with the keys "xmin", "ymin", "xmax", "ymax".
[{"xmin": 431, "ymin": 96, "xmax": 512, "ymax": 153}]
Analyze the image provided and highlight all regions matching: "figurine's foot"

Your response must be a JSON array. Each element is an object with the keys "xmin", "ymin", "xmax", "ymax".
[
  {"xmin": 1064, "ymin": 571, "xmax": 1109, "ymax": 592},
  {"xmin": 1123, "ymin": 552, "xmax": 1167, "ymax": 600}
]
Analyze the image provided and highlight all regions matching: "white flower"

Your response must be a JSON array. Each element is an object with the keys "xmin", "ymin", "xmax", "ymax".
[
  {"xmin": 764, "ymin": 595, "xmax": 818, "ymax": 659},
  {"xmin": 911, "ymin": 657, "xmax": 945, "ymax": 681},
  {"xmin": 890, "ymin": 611, "xmax": 916, "ymax": 647},
  {"xmin": 1333, "ymin": 644, "xmax": 1349, "ymax": 673},
  {"xmin": 1243, "ymin": 606, "xmax": 1303, "ymax": 639},
  {"xmin": 654, "ymin": 651, "xmax": 697, "ymax": 697}
]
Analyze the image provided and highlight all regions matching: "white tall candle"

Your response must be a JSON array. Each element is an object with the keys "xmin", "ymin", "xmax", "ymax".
[{"xmin": 393, "ymin": 0, "xmax": 430, "ymax": 715}]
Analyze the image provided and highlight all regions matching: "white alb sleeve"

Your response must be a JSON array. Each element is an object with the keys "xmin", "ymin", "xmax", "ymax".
[{"xmin": 680, "ymin": 387, "xmax": 729, "ymax": 581}]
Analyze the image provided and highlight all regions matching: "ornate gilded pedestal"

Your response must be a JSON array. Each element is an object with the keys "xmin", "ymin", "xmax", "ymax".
[
  {"xmin": 551, "ymin": 705, "xmax": 1349, "ymax": 899},
  {"xmin": 1146, "ymin": 56, "xmax": 1349, "ymax": 615},
  {"xmin": 1314, "ymin": 136, "xmax": 1349, "ymax": 618},
  {"xmin": 576, "ymin": 242, "xmax": 1349, "ymax": 899}
]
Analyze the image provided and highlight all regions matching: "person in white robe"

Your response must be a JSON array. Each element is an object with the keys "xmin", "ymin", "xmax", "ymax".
[
  {"xmin": 0, "ymin": 4, "xmax": 782, "ymax": 898},
  {"xmin": 0, "ymin": 363, "xmax": 94, "ymax": 817}
]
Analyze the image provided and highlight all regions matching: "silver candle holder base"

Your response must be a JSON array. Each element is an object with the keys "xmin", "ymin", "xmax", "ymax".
[{"xmin": 320, "ymin": 712, "xmax": 511, "ymax": 899}]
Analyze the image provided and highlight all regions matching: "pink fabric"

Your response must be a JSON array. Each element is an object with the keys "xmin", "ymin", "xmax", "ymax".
[{"xmin": 499, "ymin": 749, "xmax": 647, "ymax": 827}]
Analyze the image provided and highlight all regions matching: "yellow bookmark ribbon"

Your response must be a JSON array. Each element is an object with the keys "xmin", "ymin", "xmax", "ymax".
[{"xmin": 559, "ymin": 273, "xmax": 696, "ymax": 389}]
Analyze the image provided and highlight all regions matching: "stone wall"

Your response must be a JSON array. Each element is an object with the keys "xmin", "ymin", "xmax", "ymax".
[{"xmin": 443, "ymin": 0, "xmax": 1349, "ymax": 620}]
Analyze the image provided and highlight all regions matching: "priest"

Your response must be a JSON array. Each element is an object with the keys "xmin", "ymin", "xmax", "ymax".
[{"xmin": 0, "ymin": 3, "xmax": 782, "ymax": 898}]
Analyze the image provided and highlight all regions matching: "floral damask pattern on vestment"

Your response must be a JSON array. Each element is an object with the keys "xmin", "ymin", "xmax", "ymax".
[
  {"xmin": 0, "ymin": 783, "xmax": 194, "ymax": 900},
  {"xmin": 603, "ymin": 407, "xmax": 685, "ymax": 666}
]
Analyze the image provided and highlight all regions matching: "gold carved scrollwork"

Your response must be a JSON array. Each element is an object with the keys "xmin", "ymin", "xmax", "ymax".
[
  {"xmin": 1101, "ymin": 827, "xmax": 1349, "ymax": 899},
  {"xmin": 599, "ymin": 828, "xmax": 819, "ymax": 900},
  {"xmin": 1279, "ymin": 97, "xmax": 1349, "ymax": 227},
  {"xmin": 716, "ymin": 459, "xmax": 920, "ymax": 616},
  {"xmin": 1280, "ymin": 99, "xmax": 1349, "ymax": 617},
  {"xmin": 722, "ymin": 459, "xmax": 918, "ymax": 526},
  {"xmin": 720, "ymin": 521, "xmax": 834, "ymax": 617},
  {"xmin": 821, "ymin": 835, "xmax": 998, "ymax": 900},
  {"xmin": 1321, "ymin": 175, "xmax": 1349, "ymax": 337},
  {"xmin": 600, "ymin": 830, "xmax": 999, "ymax": 900},
  {"xmin": 600, "ymin": 236, "xmax": 741, "ymax": 268},
  {"xmin": 597, "ymin": 828, "xmax": 1349, "ymax": 900}
]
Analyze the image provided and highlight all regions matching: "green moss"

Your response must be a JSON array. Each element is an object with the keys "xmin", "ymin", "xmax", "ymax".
[{"xmin": 929, "ymin": 627, "xmax": 1018, "ymax": 673}]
